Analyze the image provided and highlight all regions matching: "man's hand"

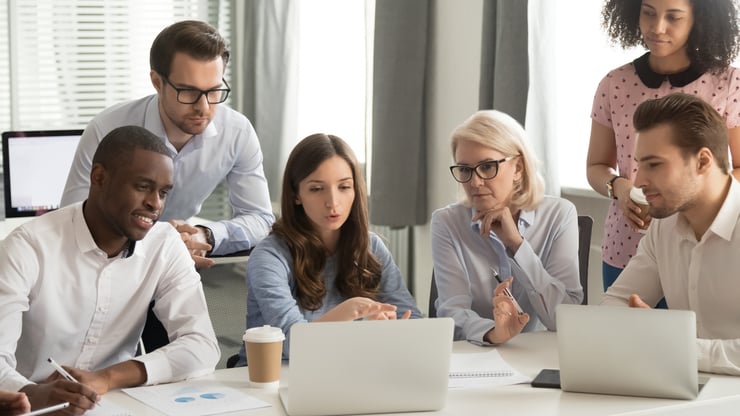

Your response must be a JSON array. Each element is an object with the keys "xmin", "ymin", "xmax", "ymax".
[
  {"xmin": 169, "ymin": 220, "xmax": 215, "ymax": 269},
  {"xmin": 628, "ymin": 293, "xmax": 651, "ymax": 309},
  {"xmin": 21, "ymin": 381, "xmax": 98, "ymax": 415},
  {"xmin": 0, "ymin": 390, "xmax": 30, "ymax": 416}
]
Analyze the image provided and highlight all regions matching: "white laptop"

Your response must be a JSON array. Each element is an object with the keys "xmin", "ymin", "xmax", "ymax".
[
  {"xmin": 279, "ymin": 318, "xmax": 454, "ymax": 416},
  {"xmin": 555, "ymin": 304, "xmax": 698, "ymax": 400}
]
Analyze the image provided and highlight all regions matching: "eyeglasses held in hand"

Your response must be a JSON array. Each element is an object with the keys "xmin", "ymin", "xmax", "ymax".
[
  {"xmin": 161, "ymin": 75, "xmax": 231, "ymax": 104},
  {"xmin": 449, "ymin": 155, "xmax": 519, "ymax": 183}
]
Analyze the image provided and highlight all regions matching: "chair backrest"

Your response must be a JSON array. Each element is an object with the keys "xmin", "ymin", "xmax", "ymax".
[
  {"xmin": 577, "ymin": 215, "xmax": 593, "ymax": 305},
  {"xmin": 428, "ymin": 270, "xmax": 438, "ymax": 317}
]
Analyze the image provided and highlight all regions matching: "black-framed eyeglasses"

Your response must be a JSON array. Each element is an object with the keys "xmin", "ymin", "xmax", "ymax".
[
  {"xmin": 449, "ymin": 155, "xmax": 519, "ymax": 183},
  {"xmin": 161, "ymin": 75, "xmax": 231, "ymax": 104}
]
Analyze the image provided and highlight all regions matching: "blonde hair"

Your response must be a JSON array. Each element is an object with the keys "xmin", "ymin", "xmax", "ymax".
[{"xmin": 450, "ymin": 110, "xmax": 544, "ymax": 211}]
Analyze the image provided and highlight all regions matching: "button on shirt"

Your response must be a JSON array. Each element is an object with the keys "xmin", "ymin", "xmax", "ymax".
[
  {"xmin": 0, "ymin": 203, "xmax": 220, "ymax": 391},
  {"xmin": 602, "ymin": 178, "xmax": 740, "ymax": 375},
  {"xmin": 431, "ymin": 196, "xmax": 583, "ymax": 344},
  {"xmin": 60, "ymin": 95, "xmax": 275, "ymax": 254}
]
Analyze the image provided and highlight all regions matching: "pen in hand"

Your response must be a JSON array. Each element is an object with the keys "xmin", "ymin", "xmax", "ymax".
[
  {"xmin": 47, "ymin": 357, "xmax": 102, "ymax": 407},
  {"xmin": 491, "ymin": 268, "xmax": 525, "ymax": 315}
]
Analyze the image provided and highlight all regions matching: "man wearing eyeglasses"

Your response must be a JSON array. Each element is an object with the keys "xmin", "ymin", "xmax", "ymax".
[{"xmin": 61, "ymin": 20, "xmax": 274, "ymax": 269}]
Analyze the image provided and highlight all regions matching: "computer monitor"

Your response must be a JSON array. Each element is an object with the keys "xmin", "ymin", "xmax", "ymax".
[{"xmin": 2, "ymin": 129, "xmax": 83, "ymax": 218}]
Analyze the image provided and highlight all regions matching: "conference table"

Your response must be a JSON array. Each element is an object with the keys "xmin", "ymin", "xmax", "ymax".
[{"xmin": 98, "ymin": 331, "xmax": 740, "ymax": 416}]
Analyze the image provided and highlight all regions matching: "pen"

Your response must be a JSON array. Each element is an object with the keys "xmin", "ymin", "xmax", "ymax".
[
  {"xmin": 491, "ymin": 268, "xmax": 525, "ymax": 315},
  {"xmin": 21, "ymin": 401, "xmax": 70, "ymax": 416},
  {"xmin": 47, "ymin": 357, "xmax": 102, "ymax": 407}
]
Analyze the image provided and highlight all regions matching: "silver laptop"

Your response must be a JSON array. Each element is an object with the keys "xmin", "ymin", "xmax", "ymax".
[
  {"xmin": 556, "ymin": 304, "xmax": 698, "ymax": 400},
  {"xmin": 279, "ymin": 318, "xmax": 454, "ymax": 416}
]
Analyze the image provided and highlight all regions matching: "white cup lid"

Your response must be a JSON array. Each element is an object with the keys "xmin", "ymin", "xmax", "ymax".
[
  {"xmin": 630, "ymin": 187, "xmax": 647, "ymax": 204},
  {"xmin": 243, "ymin": 325, "xmax": 285, "ymax": 343}
]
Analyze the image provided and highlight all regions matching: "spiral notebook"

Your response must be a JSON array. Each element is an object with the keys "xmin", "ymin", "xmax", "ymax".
[{"xmin": 448, "ymin": 350, "xmax": 530, "ymax": 388}]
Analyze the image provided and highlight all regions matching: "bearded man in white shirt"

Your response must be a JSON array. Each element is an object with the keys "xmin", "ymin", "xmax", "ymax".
[
  {"xmin": 602, "ymin": 92, "xmax": 740, "ymax": 375},
  {"xmin": 0, "ymin": 125, "xmax": 219, "ymax": 413}
]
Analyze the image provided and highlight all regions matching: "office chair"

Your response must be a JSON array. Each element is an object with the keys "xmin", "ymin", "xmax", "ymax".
[
  {"xmin": 577, "ymin": 215, "xmax": 593, "ymax": 305},
  {"xmin": 427, "ymin": 214, "xmax": 593, "ymax": 316},
  {"xmin": 428, "ymin": 271, "xmax": 438, "ymax": 318}
]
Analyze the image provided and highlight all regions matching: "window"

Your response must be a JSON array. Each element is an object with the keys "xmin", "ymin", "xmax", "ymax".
[
  {"xmin": 295, "ymin": 0, "xmax": 374, "ymax": 165},
  {"xmin": 554, "ymin": 2, "xmax": 740, "ymax": 190},
  {"xmin": 0, "ymin": 0, "xmax": 230, "ymax": 170}
]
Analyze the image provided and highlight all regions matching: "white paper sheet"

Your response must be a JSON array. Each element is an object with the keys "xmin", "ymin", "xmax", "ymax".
[
  {"xmin": 122, "ymin": 380, "xmax": 271, "ymax": 416},
  {"xmin": 449, "ymin": 349, "xmax": 531, "ymax": 388}
]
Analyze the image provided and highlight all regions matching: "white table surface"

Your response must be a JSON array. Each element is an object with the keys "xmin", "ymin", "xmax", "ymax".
[{"xmin": 97, "ymin": 331, "xmax": 740, "ymax": 416}]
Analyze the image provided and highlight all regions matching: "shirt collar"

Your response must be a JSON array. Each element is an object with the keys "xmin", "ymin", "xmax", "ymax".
[
  {"xmin": 673, "ymin": 177, "xmax": 740, "ymax": 242},
  {"xmin": 633, "ymin": 52, "xmax": 703, "ymax": 89},
  {"xmin": 74, "ymin": 202, "xmax": 137, "ymax": 259},
  {"xmin": 707, "ymin": 178, "xmax": 740, "ymax": 241}
]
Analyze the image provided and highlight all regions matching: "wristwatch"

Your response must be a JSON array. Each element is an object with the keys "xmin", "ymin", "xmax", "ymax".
[
  {"xmin": 196, "ymin": 225, "xmax": 215, "ymax": 252},
  {"xmin": 606, "ymin": 175, "xmax": 621, "ymax": 200}
]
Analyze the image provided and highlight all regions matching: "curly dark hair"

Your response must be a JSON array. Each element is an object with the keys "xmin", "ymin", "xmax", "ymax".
[{"xmin": 601, "ymin": 0, "xmax": 740, "ymax": 73}]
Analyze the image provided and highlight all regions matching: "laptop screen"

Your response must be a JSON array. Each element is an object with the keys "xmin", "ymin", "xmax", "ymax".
[{"xmin": 2, "ymin": 130, "xmax": 83, "ymax": 218}]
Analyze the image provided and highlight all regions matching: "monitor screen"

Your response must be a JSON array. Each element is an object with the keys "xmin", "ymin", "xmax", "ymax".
[{"xmin": 2, "ymin": 130, "xmax": 84, "ymax": 218}]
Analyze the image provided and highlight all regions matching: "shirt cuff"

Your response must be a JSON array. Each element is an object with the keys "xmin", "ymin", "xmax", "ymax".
[
  {"xmin": 135, "ymin": 351, "xmax": 171, "ymax": 386},
  {"xmin": 696, "ymin": 338, "xmax": 712, "ymax": 373},
  {"xmin": 0, "ymin": 372, "xmax": 34, "ymax": 393}
]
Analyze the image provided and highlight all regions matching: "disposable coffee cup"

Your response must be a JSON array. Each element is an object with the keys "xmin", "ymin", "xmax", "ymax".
[
  {"xmin": 243, "ymin": 325, "xmax": 285, "ymax": 388},
  {"xmin": 630, "ymin": 187, "xmax": 650, "ymax": 233}
]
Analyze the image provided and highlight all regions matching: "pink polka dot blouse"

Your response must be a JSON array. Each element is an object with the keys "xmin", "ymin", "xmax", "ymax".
[{"xmin": 591, "ymin": 52, "xmax": 740, "ymax": 269}]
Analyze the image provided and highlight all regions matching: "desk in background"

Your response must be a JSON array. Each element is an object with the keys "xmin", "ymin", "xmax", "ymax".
[
  {"xmin": 98, "ymin": 331, "xmax": 740, "ymax": 416},
  {"xmin": 0, "ymin": 217, "xmax": 250, "ymax": 265}
]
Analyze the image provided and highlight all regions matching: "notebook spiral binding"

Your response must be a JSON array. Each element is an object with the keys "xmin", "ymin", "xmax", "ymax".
[{"xmin": 449, "ymin": 370, "xmax": 514, "ymax": 378}]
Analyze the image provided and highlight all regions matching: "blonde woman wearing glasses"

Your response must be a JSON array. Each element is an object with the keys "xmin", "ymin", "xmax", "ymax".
[{"xmin": 431, "ymin": 110, "xmax": 583, "ymax": 345}]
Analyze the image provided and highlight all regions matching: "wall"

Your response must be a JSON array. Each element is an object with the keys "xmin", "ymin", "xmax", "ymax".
[{"xmin": 414, "ymin": 0, "xmax": 483, "ymax": 313}]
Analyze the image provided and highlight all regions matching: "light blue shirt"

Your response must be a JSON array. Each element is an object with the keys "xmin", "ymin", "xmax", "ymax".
[
  {"xmin": 60, "ymin": 95, "xmax": 275, "ymax": 254},
  {"xmin": 236, "ymin": 232, "xmax": 423, "ymax": 364},
  {"xmin": 430, "ymin": 196, "xmax": 583, "ymax": 344}
]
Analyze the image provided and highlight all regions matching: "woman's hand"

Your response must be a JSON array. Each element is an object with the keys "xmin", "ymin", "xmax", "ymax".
[
  {"xmin": 483, "ymin": 279, "xmax": 529, "ymax": 345},
  {"xmin": 317, "ymin": 297, "xmax": 406, "ymax": 322},
  {"xmin": 472, "ymin": 205, "xmax": 523, "ymax": 253},
  {"xmin": 613, "ymin": 178, "xmax": 651, "ymax": 232}
]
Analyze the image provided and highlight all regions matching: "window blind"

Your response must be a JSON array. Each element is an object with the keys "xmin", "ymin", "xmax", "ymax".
[{"xmin": 0, "ymin": 0, "xmax": 230, "ymax": 169}]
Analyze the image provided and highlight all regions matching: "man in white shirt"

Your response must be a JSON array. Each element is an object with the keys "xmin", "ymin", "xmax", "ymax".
[
  {"xmin": 0, "ymin": 126, "xmax": 220, "ymax": 412},
  {"xmin": 602, "ymin": 93, "xmax": 740, "ymax": 375},
  {"xmin": 61, "ymin": 20, "xmax": 274, "ymax": 269}
]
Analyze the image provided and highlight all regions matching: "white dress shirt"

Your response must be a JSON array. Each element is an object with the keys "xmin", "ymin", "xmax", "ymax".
[
  {"xmin": 431, "ymin": 196, "xmax": 583, "ymax": 344},
  {"xmin": 0, "ymin": 203, "xmax": 220, "ymax": 391},
  {"xmin": 602, "ymin": 178, "xmax": 740, "ymax": 375},
  {"xmin": 60, "ymin": 95, "xmax": 275, "ymax": 254}
]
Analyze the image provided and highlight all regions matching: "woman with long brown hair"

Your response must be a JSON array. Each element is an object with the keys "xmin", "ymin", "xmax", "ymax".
[{"xmin": 236, "ymin": 133, "xmax": 421, "ymax": 363}]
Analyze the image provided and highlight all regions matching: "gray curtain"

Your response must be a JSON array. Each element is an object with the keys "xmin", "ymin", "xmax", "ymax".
[
  {"xmin": 370, "ymin": 0, "xmax": 431, "ymax": 227},
  {"xmin": 479, "ymin": 0, "xmax": 529, "ymax": 125},
  {"xmin": 231, "ymin": 0, "xmax": 298, "ymax": 201}
]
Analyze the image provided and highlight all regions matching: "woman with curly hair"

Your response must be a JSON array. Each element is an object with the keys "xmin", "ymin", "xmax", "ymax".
[
  {"xmin": 586, "ymin": 0, "xmax": 740, "ymax": 295},
  {"xmin": 236, "ymin": 134, "xmax": 421, "ymax": 364}
]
